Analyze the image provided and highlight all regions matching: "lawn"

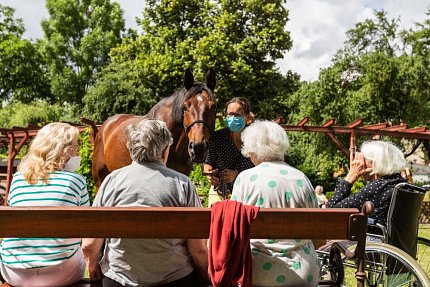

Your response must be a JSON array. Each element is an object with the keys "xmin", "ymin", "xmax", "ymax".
[{"xmin": 335, "ymin": 224, "xmax": 430, "ymax": 286}]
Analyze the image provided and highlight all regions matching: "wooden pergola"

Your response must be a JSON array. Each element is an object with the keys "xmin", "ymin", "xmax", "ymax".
[
  {"xmin": 278, "ymin": 117, "xmax": 430, "ymax": 158},
  {"xmin": 1, "ymin": 116, "xmax": 430, "ymax": 205}
]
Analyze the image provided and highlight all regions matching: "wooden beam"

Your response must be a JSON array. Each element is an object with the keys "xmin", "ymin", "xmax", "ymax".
[
  {"xmin": 361, "ymin": 123, "xmax": 388, "ymax": 130},
  {"xmin": 325, "ymin": 132, "xmax": 349, "ymax": 157},
  {"xmin": 381, "ymin": 124, "xmax": 408, "ymax": 131},
  {"xmin": 0, "ymin": 206, "xmax": 361, "ymax": 240},
  {"xmin": 322, "ymin": 119, "xmax": 335, "ymax": 127},
  {"xmin": 297, "ymin": 117, "xmax": 309, "ymax": 126},
  {"xmin": 347, "ymin": 119, "xmax": 362, "ymax": 128}
]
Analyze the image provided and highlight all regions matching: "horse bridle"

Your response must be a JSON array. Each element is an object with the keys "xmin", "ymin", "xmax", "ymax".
[
  {"xmin": 182, "ymin": 87, "xmax": 215, "ymax": 135},
  {"xmin": 183, "ymin": 118, "xmax": 213, "ymax": 134}
]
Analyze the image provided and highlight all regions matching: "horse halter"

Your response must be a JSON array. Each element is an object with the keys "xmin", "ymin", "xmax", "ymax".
[
  {"xmin": 182, "ymin": 96, "xmax": 215, "ymax": 135},
  {"xmin": 183, "ymin": 118, "xmax": 213, "ymax": 134}
]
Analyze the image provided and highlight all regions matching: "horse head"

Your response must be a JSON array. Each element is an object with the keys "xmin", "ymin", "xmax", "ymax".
[{"xmin": 180, "ymin": 68, "xmax": 217, "ymax": 163}]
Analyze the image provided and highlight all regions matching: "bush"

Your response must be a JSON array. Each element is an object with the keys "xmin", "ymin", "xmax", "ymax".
[{"xmin": 77, "ymin": 128, "xmax": 96, "ymax": 203}]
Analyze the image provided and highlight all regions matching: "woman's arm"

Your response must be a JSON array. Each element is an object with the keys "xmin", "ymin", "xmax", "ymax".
[
  {"xmin": 187, "ymin": 239, "xmax": 210, "ymax": 283},
  {"xmin": 82, "ymin": 238, "xmax": 104, "ymax": 280}
]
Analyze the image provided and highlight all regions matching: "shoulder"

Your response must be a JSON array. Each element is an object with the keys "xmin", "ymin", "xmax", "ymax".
[
  {"xmin": 53, "ymin": 170, "xmax": 86, "ymax": 185},
  {"xmin": 161, "ymin": 165, "xmax": 192, "ymax": 183},
  {"xmin": 213, "ymin": 127, "xmax": 229, "ymax": 140}
]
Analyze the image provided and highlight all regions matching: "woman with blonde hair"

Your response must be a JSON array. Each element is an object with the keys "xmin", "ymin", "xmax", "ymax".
[{"xmin": 0, "ymin": 122, "xmax": 89, "ymax": 287}]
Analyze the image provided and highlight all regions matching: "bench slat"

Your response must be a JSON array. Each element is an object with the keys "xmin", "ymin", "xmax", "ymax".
[{"xmin": 0, "ymin": 206, "xmax": 360, "ymax": 239}]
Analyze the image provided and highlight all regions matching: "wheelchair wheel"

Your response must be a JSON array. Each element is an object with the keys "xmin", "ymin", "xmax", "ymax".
[
  {"xmin": 343, "ymin": 243, "xmax": 430, "ymax": 287},
  {"xmin": 416, "ymin": 237, "xmax": 430, "ymax": 278}
]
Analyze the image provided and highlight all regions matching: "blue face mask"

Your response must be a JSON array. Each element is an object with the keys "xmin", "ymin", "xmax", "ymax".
[{"xmin": 226, "ymin": 116, "xmax": 246, "ymax": 132}]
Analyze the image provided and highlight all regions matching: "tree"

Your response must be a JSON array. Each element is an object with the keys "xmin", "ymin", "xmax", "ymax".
[
  {"xmin": 0, "ymin": 4, "xmax": 51, "ymax": 103},
  {"xmin": 84, "ymin": 0, "xmax": 298, "ymax": 121},
  {"xmin": 0, "ymin": 100, "xmax": 74, "ymax": 128},
  {"xmin": 285, "ymin": 10, "xmax": 430, "ymax": 190},
  {"xmin": 41, "ymin": 0, "xmax": 126, "ymax": 106}
]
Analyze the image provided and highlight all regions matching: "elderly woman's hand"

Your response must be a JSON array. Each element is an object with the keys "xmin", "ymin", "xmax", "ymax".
[{"xmin": 345, "ymin": 152, "xmax": 373, "ymax": 184}]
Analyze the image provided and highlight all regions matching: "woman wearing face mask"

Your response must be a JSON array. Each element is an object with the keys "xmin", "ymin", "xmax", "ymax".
[
  {"xmin": 203, "ymin": 97, "xmax": 254, "ymax": 206},
  {"xmin": 0, "ymin": 122, "xmax": 89, "ymax": 287}
]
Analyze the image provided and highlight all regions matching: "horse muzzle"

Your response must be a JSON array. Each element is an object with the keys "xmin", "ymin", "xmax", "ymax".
[{"xmin": 188, "ymin": 141, "xmax": 209, "ymax": 163}]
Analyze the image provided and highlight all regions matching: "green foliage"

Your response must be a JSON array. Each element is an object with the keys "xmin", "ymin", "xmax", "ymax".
[
  {"xmin": 83, "ymin": 0, "xmax": 298, "ymax": 122},
  {"xmin": 41, "ymin": 0, "xmax": 127, "ymax": 106},
  {"xmin": 285, "ymin": 10, "xmax": 430, "ymax": 188},
  {"xmin": 351, "ymin": 177, "xmax": 365, "ymax": 194},
  {"xmin": 77, "ymin": 128, "xmax": 96, "ymax": 202},
  {"xmin": 0, "ymin": 4, "xmax": 24, "ymax": 38},
  {"xmin": 189, "ymin": 163, "xmax": 210, "ymax": 207},
  {"xmin": 0, "ymin": 100, "xmax": 77, "ymax": 128},
  {"xmin": 0, "ymin": 4, "xmax": 50, "ymax": 103},
  {"xmin": 83, "ymin": 61, "xmax": 158, "ymax": 122}
]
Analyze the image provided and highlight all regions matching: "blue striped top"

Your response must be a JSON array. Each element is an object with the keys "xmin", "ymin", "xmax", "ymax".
[{"xmin": 1, "ymin": 171, "xmax": 89, "ymax": 269}]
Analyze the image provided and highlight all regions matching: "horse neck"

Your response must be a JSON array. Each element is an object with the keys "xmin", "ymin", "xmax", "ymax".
[{"xmin": 171, "ymin": 123, "xmax": 189, "ymax": 155}]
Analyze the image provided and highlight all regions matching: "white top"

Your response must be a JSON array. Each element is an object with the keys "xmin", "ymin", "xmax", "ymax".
[{"xmin": 231, "ymin": 161, "xmax": 320, "ymax": 287}]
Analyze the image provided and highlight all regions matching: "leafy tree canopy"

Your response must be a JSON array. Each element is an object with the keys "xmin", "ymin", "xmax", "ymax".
[
  {"xmin": 0, "ymin": 100, "xmax": 77, "ymax": 128},
  {"xmin": 41, "ymin": 0, "xmax": 127, "ymax": 106},
  {"xmin": 285, "ymin": 10, "xmax": 430, "ymax": 190},
  {"xmin": 84, "ymin": 0, "xmax": 299, "ymax": 121},
  {"xmin": 0, "ymin": 4, "xmax": 51, "ymax": 103}
]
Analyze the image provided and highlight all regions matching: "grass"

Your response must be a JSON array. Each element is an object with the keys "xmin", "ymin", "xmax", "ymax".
[{"xmin": 338, "ymin": 224, "xmax": 430, "ymax": 286}]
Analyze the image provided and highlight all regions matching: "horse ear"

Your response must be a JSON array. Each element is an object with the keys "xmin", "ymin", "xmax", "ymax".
[
  {"xmin": 205, "ymin": 68, "xmax": 216, "ymax": 91},
  {"xmin": 184, "ymin": 68, "xmax": 194, "ymax": 90}
]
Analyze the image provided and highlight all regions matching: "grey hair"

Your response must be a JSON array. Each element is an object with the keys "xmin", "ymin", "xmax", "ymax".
[
  {"xmin": 360, "ymin": 140, "xmax": 407, "ymax": 176},
  {"xmin": 241, "ymin": 120, "xmax": 290, "ymax": 164},
  {"xmin": 125, "ymin": 119, "xmax": 173, "ymax": 163}
]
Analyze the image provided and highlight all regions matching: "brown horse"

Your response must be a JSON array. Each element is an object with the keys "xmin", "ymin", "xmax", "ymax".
[{"xmin": 92, "ymin": 68, "xmax": 217, "ymax": 189}]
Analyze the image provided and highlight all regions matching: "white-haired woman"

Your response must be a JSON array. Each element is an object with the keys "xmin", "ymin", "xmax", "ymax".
[
  {"xmin": 327, "ymin": 140, "xmax": 408, "ymax": 231},
  {"xmin": 0, "ymin": 123, "xmax": 89, "ymax": 287},
  {"xmin": 315, "ymin": 185, "xmax": 328, "ymax": 208},
  {"xmin": 83, "ymin": 119, "xmax": 208, "ymax": 287},
  {"xmin": 231, "ymin": 120, "xmax": 319, "ymax": 287}
]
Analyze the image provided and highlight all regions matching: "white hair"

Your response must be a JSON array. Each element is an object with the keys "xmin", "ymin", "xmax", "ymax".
[
  {"xmin": 241, "ymin": 120, "xmax": 290, "ymax": 163},
  {"xmin": 126, "ymin": 119, "xmax": 173, "ymax": 163},
  {"xmin": 360, "ymin": 140, "xmax": 407, "ymax": 176}
]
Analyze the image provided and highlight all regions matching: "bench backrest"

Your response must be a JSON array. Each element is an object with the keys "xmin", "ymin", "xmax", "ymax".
[
  {"xmin": 0, "ymin": 206, "xmax": 366, "ymax": 240},
  {"xmin": 0, "ymin": 204, "xmax": 373, "ymax": 287}
]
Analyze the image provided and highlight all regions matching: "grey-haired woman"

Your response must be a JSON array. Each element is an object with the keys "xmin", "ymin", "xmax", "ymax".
[{"xmin": 83, "ymin": 119, "xmax": 208, "ymax": 287}]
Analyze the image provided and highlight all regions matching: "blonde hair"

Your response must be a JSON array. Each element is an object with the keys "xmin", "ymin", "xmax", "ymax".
[{"xmin": 18, "ymin": 123, "xmax": 80, "ymax": 184}]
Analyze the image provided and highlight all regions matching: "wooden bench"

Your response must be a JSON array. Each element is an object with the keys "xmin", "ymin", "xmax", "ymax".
[{"xmin": 0, "ymin": 203, "xmax": 373, "ymax": 287}]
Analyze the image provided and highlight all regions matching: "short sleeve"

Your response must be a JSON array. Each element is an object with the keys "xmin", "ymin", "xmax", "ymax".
[{"xmin": 93, "ymin": 174, "xmax": 114, "ymax": 207}]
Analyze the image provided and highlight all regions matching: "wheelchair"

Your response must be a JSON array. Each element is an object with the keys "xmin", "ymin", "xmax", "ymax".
[{"xmin": 318, "ymin": 183, "xmax": 430, "ymax": 286}]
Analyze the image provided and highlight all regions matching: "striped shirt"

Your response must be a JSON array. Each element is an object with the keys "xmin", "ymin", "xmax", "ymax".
[{"xmin": 1, "ymin": 171, "xmax": 89, "ymax": 269}]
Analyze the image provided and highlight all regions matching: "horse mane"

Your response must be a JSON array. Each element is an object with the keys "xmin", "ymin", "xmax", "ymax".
[{"xmin": 171, "ymin": 83, "xmax": 215, "ymax": 123}]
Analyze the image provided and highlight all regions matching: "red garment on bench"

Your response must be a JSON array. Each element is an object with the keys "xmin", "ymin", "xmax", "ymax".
[{"xmin": 209, "ymin": 200, "xmax": 259, "ymax": 287}]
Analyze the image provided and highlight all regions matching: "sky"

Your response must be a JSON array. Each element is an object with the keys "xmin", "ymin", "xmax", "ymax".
[{"xmin": 1, "ymin": 0, "xmax": 429, "ymax": 82}]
